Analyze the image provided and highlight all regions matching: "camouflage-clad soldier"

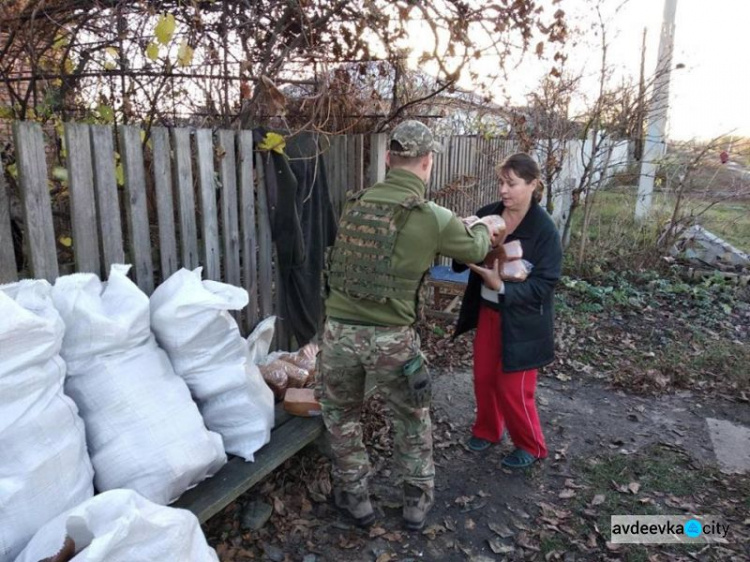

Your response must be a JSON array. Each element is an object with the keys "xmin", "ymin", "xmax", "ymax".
[{"xmin": 319, "ymin": 120, "xmax": 504, "ymax": 530}]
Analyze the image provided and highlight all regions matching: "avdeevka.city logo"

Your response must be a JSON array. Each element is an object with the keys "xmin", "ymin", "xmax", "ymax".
[
  {"xmin": 610, "ymin": 515, "xmax": 729, "ymax": 544},
  {"xmin": 684, "ymin": 519, "xmax": 703, "ymax": 538}
]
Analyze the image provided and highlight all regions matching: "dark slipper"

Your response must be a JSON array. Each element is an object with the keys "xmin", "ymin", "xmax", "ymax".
[
  {"xmin": 467, "ymin": 436, "xmax": 492, "ymax": 452},
  {"xmin": 501, "ymin": 448, "xmax": 538, "ymax": 468}
]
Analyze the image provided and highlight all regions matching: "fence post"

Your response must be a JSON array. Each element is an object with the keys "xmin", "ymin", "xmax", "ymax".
[
  {"xmin": 195, "ymin": 129, "xmax": 221, "ymax": 280},
  {"xmin": 90, "ymin": 125, "xmax": 125, "ymax": 272},
  {"xmin": 13, "ymin": 122, "xmax": 58, "ymax": 282},
  {"xmin": 151, "ymin": 127, "xmax": 179, "ymax": 281},
  {"xmin": 65, "ymin": 123, "xmax": 101, "ymax": 275},
  {"xmin": 0, "ymin": 158, "xmax": 17, "ymax": 283},
  {"xmin": 119, "ymin": 125, "xmax": 155, "ymax": 294},
  {"xmin": 368, "ymin": 133, "xmax": 387, "ymax": 187}
]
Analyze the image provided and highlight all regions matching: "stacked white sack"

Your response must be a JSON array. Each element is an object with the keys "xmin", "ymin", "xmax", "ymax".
[
  {"xmin": 0, "ymin": 280, "xmax": 94, "ymax": 562},
  {"xmin": 51, "ymin": 265, "xmax": 226, "ymax": 505},
  {"xmin": 150, "ymin": 268, "xmax": 274, "ymax": 461},
  {"xmin": 14, "ymin": 489, "xmax": 219, "ymax": 562}
]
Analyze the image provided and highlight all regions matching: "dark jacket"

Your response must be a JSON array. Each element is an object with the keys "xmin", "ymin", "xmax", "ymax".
[
  {"xmin": 256, "ymin": 130, "xmax": 338, "ymax": 346},
  {"xmin": 453, "ymin": 200, "xmax": 562, "ymax": 371}
]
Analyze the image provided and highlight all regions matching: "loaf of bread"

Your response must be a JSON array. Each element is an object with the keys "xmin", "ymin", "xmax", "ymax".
[
  {"xmin": 503, "ymin": 240, "xmax": 523, "ymax": 261},
  {"xmin": 501, "ymin": 259, "xmax": 532, "ymax": 282},
  {"xmin": 283, "ymin": 388, "xmax": 321, "ymax": 417}
]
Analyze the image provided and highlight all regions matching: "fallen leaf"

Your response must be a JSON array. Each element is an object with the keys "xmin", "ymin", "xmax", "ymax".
[
  {"xmin": 454, "ymin": 495, "xmax": 474, "ymax": 507},
  {"xmin": 587, "ymin": 533, "xmax": 598, "ymax": 549},
  {"xmin": 558, "ymin": 489, "xmax": 576, "ymax": 499},
  {"xmin": 628, "ymin": 482, "xmax": 641, "ymax": 494},
  {"xmin": 375, "ymin": 554, "xmax": 394, "ymax": 562},
  {"xmin": 465, "ymin": 518, "xmax": 476, "ymax": 530},
  {"xmin": 369, "ymin": 526, "xmax": 387, "ymax": 538},
  {"xmin": 488, "ymin": 522, "xmax": 514, "ymax": 539},
  {"xmin": 272, "ymin": 496, "xmax": 285, "ymax": 515},
  {"xmin": 487, "ymin": 537, "xmax": 514, "ymax": 555},
  {"xmin": 591, "ymin": 494, "xmax": 606, "ymax": 506},
  {"xmin": 422, "ymin": 524, "xmax": 446, "ymax": 540},
  {"xmin": 515, "ymin": 531, "xmax": 540, "ymax": 552}
]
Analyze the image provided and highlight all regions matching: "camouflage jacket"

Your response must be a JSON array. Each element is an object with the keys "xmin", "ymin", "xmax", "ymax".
[{"xmin": 325, "ymin": 168, "xmax": 491, "ymax": 326}]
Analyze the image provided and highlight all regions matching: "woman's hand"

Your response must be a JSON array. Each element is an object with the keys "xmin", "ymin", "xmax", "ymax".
[{"xmin": 467, "ymin": 259, "xmax": 504, "ymax": 292}]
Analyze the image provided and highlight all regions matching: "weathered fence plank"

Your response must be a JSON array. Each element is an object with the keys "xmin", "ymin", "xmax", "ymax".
[
  {"xmin": 64, "ymin": 123, "xmax": 101, "ymax": 275},
  {"xmin": 90, "ymin": 125, "xmax": 125, "ymax": 271},
  {"xmin": 13, "ymin": 122, "xmax": 58, "ymax": 281},
  {"xmin": 217, "ymin": 130, "xmax": 241, "ymax": 289},
  {"xmin": 369, "ymin": 133, "xmax": 387, "ymax": 187},
  {"xmin": 119, "ymin": 126, "xmax": 155, "ymax": 294},
  {"xmin": 172, "ymin": 128, "xmax": 199, "ymax": 270},
  {"xmin": 255, "ymin": 152, "xmax": 273, "ymax": 320},
  {"xmin": 238, "ymin": 131, "xmax": 258, "ymax": 331},
  {"xmin": 151, "ymin": 127, "xmax": 179, "ymax": 281},
  {"xmin": 195, "ymin": 129, "xmax": 221, "ymax": 280},
  {"xmin": 0, "ymin": 159, "xmax": 17, "ymax": 283},
  {"xmin": 353, "ymin": 134, "xmax": 364, "ymax": 193}
]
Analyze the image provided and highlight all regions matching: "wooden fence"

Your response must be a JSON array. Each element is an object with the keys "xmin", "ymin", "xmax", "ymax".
[{"xmin": 1, "ymin": 122, "xmax": 512, "ymax": 344}]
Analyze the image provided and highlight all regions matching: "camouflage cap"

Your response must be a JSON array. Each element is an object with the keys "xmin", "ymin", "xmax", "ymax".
[{"xmin": 389, "ymin": 120, "xmax": 442, "ymax": 158}]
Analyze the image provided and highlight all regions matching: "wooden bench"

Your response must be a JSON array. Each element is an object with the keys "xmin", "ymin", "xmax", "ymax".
[
  {"xmin": 172, "ymin": 404, "xmax": 325, "ymax": 523},
  {"xmin": 424, "ymin": 265, "xmax": 469, "ymax": 321}
]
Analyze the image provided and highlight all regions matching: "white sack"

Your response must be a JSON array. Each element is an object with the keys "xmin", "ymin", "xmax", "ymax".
[
  {"xmin": 150, "ymin": 268, "xmax": 274, "ymax": 461},
  {"xmin": 246, "ymin": 315, "xmax": 277, "ymax": 365},
  {"xmin": 0, "ymin": 280, "xmax": 94, "ymax": 562},
  {"xmin": 51, "ymin": 265, "xmax": 226, "ymax": 505},
  {"xmin": 14, "ymin": 489, "xmax": 218, "ymax": 562}
]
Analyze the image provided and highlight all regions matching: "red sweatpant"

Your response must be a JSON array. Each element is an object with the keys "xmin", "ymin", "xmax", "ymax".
[{"xmin": 472, "ymin": 305, "xmax": 548, "ymax": 458}]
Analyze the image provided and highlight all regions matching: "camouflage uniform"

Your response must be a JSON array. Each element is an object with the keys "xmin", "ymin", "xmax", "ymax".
[
  {"xmin": 320, "ymin": 120, "xmax": 492, "ymax": 520},
  {"xmin": 317, "ymin": 320, "xmax": 432, "ymax": 495}
]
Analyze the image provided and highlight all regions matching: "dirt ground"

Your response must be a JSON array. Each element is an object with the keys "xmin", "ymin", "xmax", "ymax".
[
  {"xmin": 205, "ymin": 277, "xmax": 750, "ymax": 561},
  {"xmin": 205, "ymin": 367, "xmax": 750, "ymax": 562}
]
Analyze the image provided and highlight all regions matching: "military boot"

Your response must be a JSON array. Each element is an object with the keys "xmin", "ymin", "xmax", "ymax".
[
  {"xmin": 403, "ymin": 484, "xmax": 434, "ymax": 531},
  {"xmin": 333, "ymin": 487, "xmax": 375, "ymax": 527}
]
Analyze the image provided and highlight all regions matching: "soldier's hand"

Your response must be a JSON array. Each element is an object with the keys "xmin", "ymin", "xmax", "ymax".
[
  {"xmin": 403, "ymin": 354, "xmax": 431, "ymax": 409},
  {"xmin": 478, "ymin": 215, "xmax": 507, "ymax": 247}
]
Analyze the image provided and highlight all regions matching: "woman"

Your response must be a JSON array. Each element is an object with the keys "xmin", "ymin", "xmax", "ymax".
[{"xmin": 453, "ymin": 153, "xmax": 562, "ymax": 468}]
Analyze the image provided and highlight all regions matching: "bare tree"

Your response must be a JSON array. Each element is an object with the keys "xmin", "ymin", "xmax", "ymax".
[{"xmin": 0, "ymin": 0, "xmax": 569, "ymax": 132}]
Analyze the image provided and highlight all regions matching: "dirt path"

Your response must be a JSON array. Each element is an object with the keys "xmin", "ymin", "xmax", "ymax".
[{"xmin": 207, "ymin": 369, "xmax": 750, "ymax": 561}]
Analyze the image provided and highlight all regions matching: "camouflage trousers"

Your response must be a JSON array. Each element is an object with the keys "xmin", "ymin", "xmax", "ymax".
[{"xmin": 317, "ymin": 319, "xmax": 434, "ymax": 497}]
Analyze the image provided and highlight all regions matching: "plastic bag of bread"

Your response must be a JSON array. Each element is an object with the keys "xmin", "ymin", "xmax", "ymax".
[
  {"xmin": 277, "ymin": 343, "xmax": 318, "ymax": 375},
  {"xmin": 258, "ymin": 356, "xmax": 310, "ymax": 399},
  {"xmin": 483, "ymin": 244, "xmax": 506, "ymax": 267},
  {"xmin": 501, "ymin": 259, "xmax": 533, "ymax": 282},
  {"xmin": 503, "ymin": 240, "xmax": 523, "ymax": 261},
  {"xmin": 257, "ymin": 361, "xmax": 289, "ymax": 400}
]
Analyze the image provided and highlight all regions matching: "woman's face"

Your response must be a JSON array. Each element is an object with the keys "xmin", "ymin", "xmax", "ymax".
[{"xmin": 499, "ymin": 169, "xmax": 537, "ymax": 212}]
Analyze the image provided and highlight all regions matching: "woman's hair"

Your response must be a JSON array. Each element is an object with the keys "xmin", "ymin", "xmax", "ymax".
[{"xmin": 497, "ymin": 152, "xmax": 545, "ymax": 203}]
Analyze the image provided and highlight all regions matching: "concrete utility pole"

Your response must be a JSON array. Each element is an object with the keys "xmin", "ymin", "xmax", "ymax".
[{"xmin": 635, "ymin": 0, "xmax": 678, "ymax": 220}]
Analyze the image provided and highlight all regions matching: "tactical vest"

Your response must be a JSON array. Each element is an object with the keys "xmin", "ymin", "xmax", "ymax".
[{"xmin": 327, "ymin": 194, "xmax": 424, "ymax": 304}]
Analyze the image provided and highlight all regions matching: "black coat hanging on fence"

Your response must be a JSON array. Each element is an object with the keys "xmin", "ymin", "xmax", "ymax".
[{"xmin": 254, "ymin": 129, "xmax": 338, "ymax": 346}]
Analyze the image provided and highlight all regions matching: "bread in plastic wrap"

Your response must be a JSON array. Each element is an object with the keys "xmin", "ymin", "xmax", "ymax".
[
  {"xmin": 503, "ymin": 240, "xmax": 523, "ymax": 261},
  {"xmin": 501, "ymin": 259, "xmax": 533, "ymax": 282}
]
